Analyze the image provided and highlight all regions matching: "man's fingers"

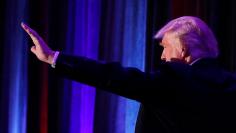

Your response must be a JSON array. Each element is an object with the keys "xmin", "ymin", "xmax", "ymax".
[
  {"xmin": 21, "ymin": 22, "xmax": 40, "ymax": 45},
  {"xmin": 21, "ymin": 22, "xmax": 36, "ymax": 35}
]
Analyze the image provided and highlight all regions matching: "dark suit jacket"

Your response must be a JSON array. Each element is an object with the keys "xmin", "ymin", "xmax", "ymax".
[{"xmin": 53, "ymin": 53, "xmax": 236, "ymax": 133}]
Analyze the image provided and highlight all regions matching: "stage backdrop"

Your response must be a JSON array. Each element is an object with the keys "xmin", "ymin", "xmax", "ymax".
[{"xmin": 1, "ymin": 0, "xmax": 236, "ymax": 133}]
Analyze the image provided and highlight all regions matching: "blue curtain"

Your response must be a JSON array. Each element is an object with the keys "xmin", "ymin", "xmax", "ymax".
[
  {"xmin": 65, "ymin": 0, "xmax": 101, "ymax": 132},
  {"xmin": 1, "ymin": 0, "xmax": 28, "ymax": 132},
  {"xmin": 1, "ymin": 0, "xmax": 147, "ymax": 132},
  {"xmin": 65, "ymin": 0, "xmax": 147, "ymax": 133}
]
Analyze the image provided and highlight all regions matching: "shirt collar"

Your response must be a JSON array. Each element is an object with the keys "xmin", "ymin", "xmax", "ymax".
[{"xmin": 190, "ymin": 58, "xmax": 202, "ymax": 66}]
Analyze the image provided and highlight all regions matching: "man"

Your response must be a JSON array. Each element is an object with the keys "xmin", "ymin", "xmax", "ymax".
[{"xmin": 21, "ymin": 16, "xmax": 236, "ymax": 133}]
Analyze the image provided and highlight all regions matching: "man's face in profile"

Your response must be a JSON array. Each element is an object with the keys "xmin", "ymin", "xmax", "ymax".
[{"xmin": 159, "ymin": 34, "xmax": 185, "ymax": 63}]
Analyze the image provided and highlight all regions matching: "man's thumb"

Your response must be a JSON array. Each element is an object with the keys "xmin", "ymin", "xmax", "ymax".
[{"xmin": 31, "ymin": 46, "xmax": 37, "ymax": 54}]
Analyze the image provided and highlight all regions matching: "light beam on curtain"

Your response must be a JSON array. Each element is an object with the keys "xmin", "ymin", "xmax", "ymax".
[
  {"xmin": 66, "ymin": 0, "xmax": 101, "ymax": 132},
  {"xmin": 93, "ymin": 0, "xmax": 146, "ymax": 132},
  {"xmin": 3, "ymin": 0, "xmax": 28, "ymax": 132},
  {"xmin": 122, "ymin": 1, "xmax": 146, "ymax": 133},
  {"xmin": 112, "ymin": 0, "xmax": 146, "ymax": 133}
]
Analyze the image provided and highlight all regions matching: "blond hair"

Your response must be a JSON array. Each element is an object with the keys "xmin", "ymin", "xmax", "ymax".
[{"xmin": 154, "ymin": 16, "xmax": 219, "ymax": 58}]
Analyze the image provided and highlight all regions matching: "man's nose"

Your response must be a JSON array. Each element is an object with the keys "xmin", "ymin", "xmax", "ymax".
[{"xmin": 161, "ymin": 52, "xmax": 166, "ymax": 61}]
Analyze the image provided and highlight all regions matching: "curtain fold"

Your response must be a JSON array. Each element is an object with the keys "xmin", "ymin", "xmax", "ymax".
[
  {"xmin": 1, "ymin": 0, "xmax": 28, "ymax": 132},
  {"xmin": 66, "ymin": 0, "xmax": 101, "ymax": 132},
  {"xmin": 66, "ymin": 0, "xmax": 146, "ymax": 132}
]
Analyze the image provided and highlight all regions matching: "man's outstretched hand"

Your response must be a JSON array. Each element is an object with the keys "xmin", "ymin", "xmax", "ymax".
[{"xmin": 21, "ymin": 22, "xmax": 55, "ymax": 65}]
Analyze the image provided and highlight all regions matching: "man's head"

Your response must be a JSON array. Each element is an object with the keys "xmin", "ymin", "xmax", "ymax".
[{"xmin": 154, "ymin": 16, "xmax": 218, "ymax": 64}]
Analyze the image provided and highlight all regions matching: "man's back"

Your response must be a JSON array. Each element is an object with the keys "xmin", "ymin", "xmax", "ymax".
[{"xmin": 135, "ymin": 58, "xmax": 236, "ymax": 133}]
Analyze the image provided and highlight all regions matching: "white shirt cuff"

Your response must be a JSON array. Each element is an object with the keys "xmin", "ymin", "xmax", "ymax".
[{"xmin": 51, "ymin": 51, "xmax": 60, "ymax": 68}]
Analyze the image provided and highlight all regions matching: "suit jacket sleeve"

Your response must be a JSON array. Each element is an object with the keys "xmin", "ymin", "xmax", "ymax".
[{"xmin": 52, "ymin": 53, "xmax": 175, "ymax": 102}]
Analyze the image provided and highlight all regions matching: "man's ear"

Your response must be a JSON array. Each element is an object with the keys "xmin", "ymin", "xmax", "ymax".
[
  {"xmin": 182, "ymin": 47, "xmax": 193, "ymax": 64},
  {"xmin": 181, "ymin": 48, "xmax": 186, "ymax": 57},
  {"xmin": 181, "ymin": 47, "xmax": 190, "ymax": 58}
]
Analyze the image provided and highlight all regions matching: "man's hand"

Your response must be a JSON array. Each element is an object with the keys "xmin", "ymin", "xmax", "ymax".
[{"xmin": 21, "ymin": 22, "xmax": 55, "ymax": 64}]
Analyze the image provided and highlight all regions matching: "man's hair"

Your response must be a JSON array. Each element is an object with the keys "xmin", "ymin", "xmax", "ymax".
[{"xmin": 154, "ymin": 16, "xmax": 219, "ymax": 58}]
